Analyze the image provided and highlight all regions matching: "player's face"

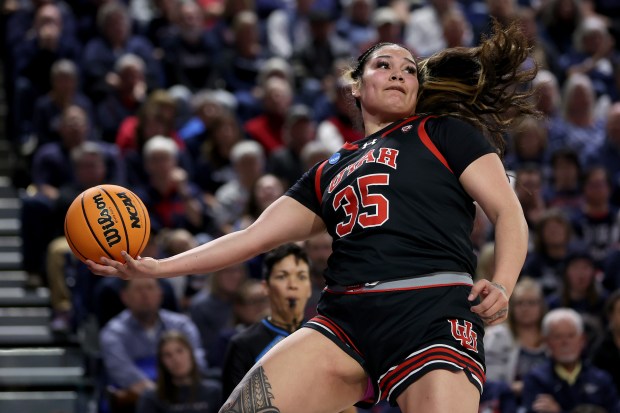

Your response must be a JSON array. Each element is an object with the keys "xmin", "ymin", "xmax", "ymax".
[
  {"xmin": 352, "ymin": 45, "xmax": 419, "ymax": 120},
  {"xmin": 266, "ymin": 255, "xmax": 312, "ymax": 319},
  {"xmin": 161, "ymin": 339, "xmax": 193, "ymax": 378}
]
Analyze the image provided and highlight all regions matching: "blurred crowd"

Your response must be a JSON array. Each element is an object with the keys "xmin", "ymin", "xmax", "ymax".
[{"xmin": 2, "ymin": 0, "xmax": 620, "ymax": 411}]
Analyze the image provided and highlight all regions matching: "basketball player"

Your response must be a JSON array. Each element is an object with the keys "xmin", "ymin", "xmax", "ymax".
[{"xmin": 88, "ymin": 21, "xmax": 536, "ymax": 413}]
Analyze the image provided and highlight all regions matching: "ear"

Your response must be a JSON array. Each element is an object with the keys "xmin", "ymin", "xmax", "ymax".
[{"xmin": 351, "ymin": 84, "xmax": 361, "ymax": 98}]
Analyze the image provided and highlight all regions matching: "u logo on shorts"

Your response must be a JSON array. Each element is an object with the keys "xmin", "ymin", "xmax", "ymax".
[{"xmin": 448, "ymin": 319, "xmax": 478, "ymax": 353}]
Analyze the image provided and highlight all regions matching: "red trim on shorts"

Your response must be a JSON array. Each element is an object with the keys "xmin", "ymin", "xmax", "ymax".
[
  {"xmin": 310, "ymin": 315, "xmax": 365, "ymax": 357},
  {"xmin": 380, "ymin": 115, "xmax": 420, "ymax": 138},
  {"xmin": 324, "ymin": 282, "xmax": 473, "ymax": 295},
  {"xmin": 314, "ymin": 160, "xmax": 328, "ymax": 203},
  {"xmin": 417, "ymin": 116, "xmax": 453, "ymax": 173},
  {"xmin": 379, "ymin": 345, "xmax": 485, "ymax": 397}
]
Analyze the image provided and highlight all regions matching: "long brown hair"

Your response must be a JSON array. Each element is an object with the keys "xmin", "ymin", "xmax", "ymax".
[
  {"xmin": 416, "ymin": 20, "xmax": 539, "ymax": 155},
  {"xmin": 348, "ymin": 20, "xmax": 539, "ymax": 156},
  {"xmin": 156, "ymin": 331, "xmax": 201, "ymax": 404}
]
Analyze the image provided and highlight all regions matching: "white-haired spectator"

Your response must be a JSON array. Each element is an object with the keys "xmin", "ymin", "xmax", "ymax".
[
  {"xmin": 522, "ymin": 308, "xmax": 619, "ymax": 413},
  {"xmin": 214, "ymin": 140, "xmax": 266, "ymax": 232}
]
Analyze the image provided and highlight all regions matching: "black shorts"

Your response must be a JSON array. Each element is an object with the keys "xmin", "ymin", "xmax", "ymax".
[{"xmin": 303, "ymin": 277, "xmax": 485, "ymax": 407}]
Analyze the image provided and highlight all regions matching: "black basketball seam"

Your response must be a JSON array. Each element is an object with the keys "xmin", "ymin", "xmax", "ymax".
[
  {"xmin": 127, "ymin": 189, "xmax": 149, "ymax": 255},
  {"xmin": 64, "ymin": 215, "xmax": 89, "ymax": 261},
  {"xmin": 100, "ymin": 186, "xmax": 130, "ymax": 254},
  {"xmin": 81, "ymin": 191, "xmax": 115, "ymax": 259}
]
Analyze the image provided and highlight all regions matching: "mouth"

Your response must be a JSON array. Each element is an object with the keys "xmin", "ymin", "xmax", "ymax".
[{"xmin": 385, "ymin": 86, "xmax": 406, "ymax": 94}]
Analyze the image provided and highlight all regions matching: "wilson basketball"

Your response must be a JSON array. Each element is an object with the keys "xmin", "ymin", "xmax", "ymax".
[{"xmin": 64, "ymin": 184, "xmax": 150, "ymax": 264}]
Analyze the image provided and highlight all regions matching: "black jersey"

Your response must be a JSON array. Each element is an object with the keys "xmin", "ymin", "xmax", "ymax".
[
  {"xmin": 286, "ymin": 115, "xmax": 495, "ymax": 286},
  {"xmin": 221, "ymin": 318, "xmax": 299, "ymax": 399}
]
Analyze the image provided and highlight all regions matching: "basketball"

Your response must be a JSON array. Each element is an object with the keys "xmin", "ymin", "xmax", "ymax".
[{"xmin": 64, "ymin": 184, "xmax": 150, "ymax": 264}]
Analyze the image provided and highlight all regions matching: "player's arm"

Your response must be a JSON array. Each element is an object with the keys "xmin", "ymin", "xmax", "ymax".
[
  {"xmin": 459, "ymin": 152, "xmax": 528, "ymax": 324},
  {"xmin": 87, "ymin": 196, "xmax": 326, "ymax": 279}
]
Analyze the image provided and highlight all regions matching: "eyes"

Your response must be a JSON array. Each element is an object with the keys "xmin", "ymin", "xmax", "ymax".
[{"xmin": 376, "ymin": 60, "xmax": 417, "ymax": 75}]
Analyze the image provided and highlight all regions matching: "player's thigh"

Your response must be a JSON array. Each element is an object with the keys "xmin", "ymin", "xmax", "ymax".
[
  {"xmin": 396, "ymin": 370, "xmax": 480, "ymax": 413},
  {"xmin": 220, "ymin": 328, "xmax": 368, "ymax": 413}
]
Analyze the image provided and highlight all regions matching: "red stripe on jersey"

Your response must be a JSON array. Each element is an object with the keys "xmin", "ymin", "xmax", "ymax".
[
  {"xmin": 314, "ymin": 160, "xmax": 328, "ymax": 203},
  {"xmin": 342, "ymin": 142, "xmax": 359, "ymax": 150},
  {"xmin": 379, "ymin": 346, "xmax": 484, "ymax": 393},
  {"xmin": 417, "ymin": 116, "xmax": 453, "ymax": 173},
  {"xmin": 312, "ymin": 315, "xmax": 365, "ymax": 357},
  {"xmin": 381, "ymin": 115, "xmax": 420, "ymax": 138}
]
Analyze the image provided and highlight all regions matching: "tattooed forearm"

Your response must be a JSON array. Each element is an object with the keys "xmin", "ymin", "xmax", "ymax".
[{"xmin": 220, "ymin": 365, "xmax": 281, "ymax": 413}]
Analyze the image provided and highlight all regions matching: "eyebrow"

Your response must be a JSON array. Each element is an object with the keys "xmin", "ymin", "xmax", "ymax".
[{"xmin": 374, "ymin": 55, "xmax": 417, "ymax": 66}]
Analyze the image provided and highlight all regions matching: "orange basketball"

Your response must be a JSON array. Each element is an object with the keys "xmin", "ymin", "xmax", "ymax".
[{"xmin": 64, "ymin": 184, "xmax": 150, "ymax": 264}]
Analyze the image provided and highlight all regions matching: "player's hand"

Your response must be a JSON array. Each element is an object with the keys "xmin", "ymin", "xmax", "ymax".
[
  {"xmin": 86, "ymin": 251, "xmax": 159, "ymax": 279},
  {"xmin": 468, "ymin": 279, "xmax": 509, "ymax": 325}
]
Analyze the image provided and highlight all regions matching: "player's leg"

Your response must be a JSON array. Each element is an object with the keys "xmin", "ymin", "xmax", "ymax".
[
  {"xmin": 220, "ymin": 328, "xmax": 368, "ymax": 413},
  {"xmin": 396, "ymin": 370, "xmax": 480, "ymax": 413}
]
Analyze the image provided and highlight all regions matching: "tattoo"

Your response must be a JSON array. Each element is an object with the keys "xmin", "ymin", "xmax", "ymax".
[
  {"xmin": 491, "ymin": 282, "xmax": 507, "ymax": 295},
  {"xmin": 220, "ymin": 366, "xmax": 281, "ymax": 413}
]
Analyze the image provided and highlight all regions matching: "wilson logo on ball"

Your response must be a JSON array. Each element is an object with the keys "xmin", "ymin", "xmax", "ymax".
[{"xmin": 93, "ymin": 193, "xmax": 121, "ymax": 248}]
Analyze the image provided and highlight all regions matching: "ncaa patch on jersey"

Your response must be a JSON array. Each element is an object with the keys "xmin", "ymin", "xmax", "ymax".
[
  {"xmin": 402, "ymin": 125, "xmax": 413, "ymax": 132},
  {"xmin": 329, "ymin": 153, "xmax": 341, "ymax": 164}
]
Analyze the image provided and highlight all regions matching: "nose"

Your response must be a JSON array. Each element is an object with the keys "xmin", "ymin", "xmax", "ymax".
[{"xmin": 391, "ymin": 73, "xmax": 403, "ymax": 81}]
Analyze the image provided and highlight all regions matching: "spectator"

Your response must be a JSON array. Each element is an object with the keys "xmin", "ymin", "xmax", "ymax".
[
  {"xmin": 514, "ymin": 164, "xmax": 547, "ymax": 231},
  {"xmin": 157, "ymin": 229, "xmax": 207, "ymax": 311},
  {"xmin": 221, "ymin": 243, "xmax": 312, "ymax": 399},
  {"xmin": 522, "ymin": 308, "xmax": 620, "ymax": 413},
  {"xmin": 134, "ymin": 136, "xmax": 217, "ymax": 237},
  {"xmin": 335, "ymin": 0, "xmax": 375, "ymax": 56},
  {"xmin": 404, "ymin": 0, "xmax": 471, "ymax": 58},
  {"xmin": 100, "ymin": 278, "xmax": 206, "ymax": 410},
  {"xmin": 548, "ymin": 74, "xmax": 606, "ymax": 166},
  {"xmin": 45, "ymin": 143, "xmax": 108, "ymax": 332},
  {"xmin": 265, "ymin": 0, "xmax": 314, "ymax": 59},
  {"xmin": 547, "ymin": 251, "xmax": 608, "ymax": 346},
  {"xmin": 214, "ymin": 140, "xmax": 266, "ymax": 230},
  {"xmin": 161, "ymin": 0, "xmax": 220, "ymax": 91},
  {"xmin": 544, "ymin": 148, "xmax": 583, "ymax": 215},
  {"xmin": 96, "ymin": 54, "xmax": 147, "ymax": 143},
  {"xmin": 243, "ymin": 77, "xmax": 293, "ymax": 155},
  {"xmin": 484, "ymin": 277, "xmax": 548, "ymax": 399},
  {"xmin": 299, "ymin": 139, "xmax": 331, "ymax": 171},
  {"xmin": 268, "ymin": 104, "xmax": 317, "ymax": 187},
  {"xmin": 11, "ymin": 2, "xmax": 81, "ymax": 143},
  {"xmin": 539, "ymin": 0, "xmax": 584, "ymax": 56},
  {"xmin": 218, "ymin": 11, "xmax": 270, "ymax": 95},
  {"xmin": 571, "ymin": 166, "xmax": 620, "ymax": 265},
  {"xmin": 136, "ymin": 331, "xmax": 222, "ymax": 413},
  {"xmin": 32, "ymin": 59, "xmax": 93, "ymax": 148},
  {"xmin": 560, "ymin": 15, "xmax": 618, "ymax": 99},
  {"xmin": 22, "ymin": 106, "xmax": 123, "ymax": 284},
  {"xmin": 441, "ymin": 8, "xmax": 472, "ymax": 49},
  {"xmin": 189, "ymin": 263, "xmax": 248, "ymax": 367},
  {"xmin": 358, "ymin": 7, "xmax": 403, "ymax": 54},
  {"xmin": 504, "ymin": 117, "xmax": 549, "ymax": 173},
  {"xmin": 522, "ymin": 208, "xmax": 578, "ymax": 296},
  {"xmin": 591, "ymin": 291, "xmax": 620, "ymax": 393},
  {"xmin": 594, "ymin": 103, "xmax": 620, "ymax": 206},
  {"xmin": 81, "ymin": 1, "xmax": 162, "ymax": 101},
  {"xmin": 532, "ymin": 70, "xmax": 564, "ymax": 145},
  {"xmin": 292, "ymin": 9, "xmax": 351, "ymax": 105},
  {"xmin": 316, "ymin": 78, "xmax": 364, "ymax": 153},
  {"xmin": 191, "ymin": 109, "xmax": 243, "ymax": 194}
]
